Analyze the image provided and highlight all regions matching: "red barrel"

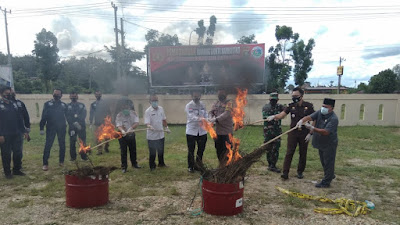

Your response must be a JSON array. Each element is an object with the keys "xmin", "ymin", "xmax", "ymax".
[
  {"xmin": 65, "ymin": 175, "xmax": 109, "ymax": 208},
  {"xmin": 202, "ymin": 179, "xmax": 244, "ymax": 216}
]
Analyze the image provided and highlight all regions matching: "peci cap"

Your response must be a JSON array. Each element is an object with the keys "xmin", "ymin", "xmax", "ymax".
[
  {"xmin": 270, "ymin": 92, "xmax": 279, "ymax": 100},
  {"xmin": 323, "ymin": 98, "xmax": 335, "ymax": 107}
]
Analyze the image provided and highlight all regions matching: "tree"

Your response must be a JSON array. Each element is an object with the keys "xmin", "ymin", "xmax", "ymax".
[
  {"xmin": 236, "ymin": 34, "xmax": 257, "ymax": 44},
  {"xmin": 105, "ymin": 45, "xmax": 145, "ymax": 78},
  {"xmin": 265, "ymin": 25, "xmax": 315, "ymax": 92},
  {"xmin": 32, "ymin": 28, "xmax": 60, "ymax": 92},
  {"xmin": 144, "ymin": 29, "xmax": 181, "ymax": 55},
  {"xmin": 368, "ymin": 69, "xmax": 397, "ymax": 93},
  {"xmin": 392, "ymin": 64, "xmax": 400, "ymax": 91},
  {"xmin": 195, "ymin": 15, "xmax": 217, "ymax": 45},
  {"xmin": 291, "ymin": 38, "xmax": 315, "ymax": 86}
]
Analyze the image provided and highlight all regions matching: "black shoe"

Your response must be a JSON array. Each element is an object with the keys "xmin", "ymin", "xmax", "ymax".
[
  {"xmin": 150, "ymin": 167, "xmax": 156, "ymax": 172},
  {"xmin": 296, "ymin": 173, "xmax": 304, "ymax": 179},
  {"xmin": 281, "ymin": 173, "xmax": 288, "ymax": 180},
  {"xmin": 188, "ymin": 167, "xmax": 195, "ymax": 173},
  {"xmin": 70, "ymin": 158, "xmax": 76, "ymax": 162},
  {"xmin": 315, "ymin": 182, "xmax": 330, "ymax": 188},
  {"xmin": 268, "ymin": 166, "xmax": 281, "ymax": 173},
  {"xmin": 5, "ymin": 173, "xmax": 13, "ymax": 179},
  {"xmin": 13, "ymin": 170, "xmax": 26, "ymax": 176},
  {"xmin": 133, "ymin": 164, "xmax": 141, "ymax": 169}
]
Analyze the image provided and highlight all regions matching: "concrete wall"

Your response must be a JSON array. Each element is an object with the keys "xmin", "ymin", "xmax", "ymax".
[{"xmin": 18, "ymin": 94, "xmax": 400, "ymax": 126}]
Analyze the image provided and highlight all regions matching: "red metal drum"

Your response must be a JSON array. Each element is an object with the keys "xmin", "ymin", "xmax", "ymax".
[{"xmin": 65, "ymin": 175, "xmax": 109, "ymax": 208}]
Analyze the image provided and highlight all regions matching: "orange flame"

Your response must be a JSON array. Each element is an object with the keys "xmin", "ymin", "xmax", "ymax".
[
  {"xmin": 78, "ymin": 138, "xmax": 91, "ymax": 154},
  {"xmin": 232, "ymin": 88, "xmax": 248, "ymax": 131},
  {"xmin": 225, "ymin": 134, "xmax": 242, "ymax": 165},
  {"xmin": 96, "ymin": 116, "xmax": 122, "ymax": 142},
  {"xmin": 201, "ymin": 118, "xmax": 217, "ymax": 139}
]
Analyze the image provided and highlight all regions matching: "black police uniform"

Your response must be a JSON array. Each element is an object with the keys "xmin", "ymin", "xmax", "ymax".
[
  {"xmin": 66, "ymin": 101, "xmax": 87, "ymax": 161},
  {"xmin": 0, "ymin": 99, "xmax": 25, "ymax": 176},
  {"xmin": 14, "ymin": 98, "xmax": 31, "ymax": 159},
  {"xmin": 40, "ymin": 99, "xmax": 67, "ymax": 166}
]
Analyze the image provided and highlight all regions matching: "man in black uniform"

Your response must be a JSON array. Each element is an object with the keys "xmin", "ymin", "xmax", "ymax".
[
  {"xmin": 89, "ymin": 91, "xmax": 111, "ymax": 155},
  {"xmin": 298, "ymin": 98, "xmax": 339, "ymax": 188},
  {"xmin": 11, "ymin": 90, "xmax": 31, "ymax": 161},
  {"xmin": 66, "ymin": 92, "xmax": 87, "ymax": 161},
  {"xmin": 40, "ymin": 89, "xmax": 67, "ymax": 171},
  {"xmin": 0, "ymin": 86, "xmax": 26, "ymax": 178},
  {"xmin": 267, "ymin": 87, "xmax": 314, "ymax": 180}
]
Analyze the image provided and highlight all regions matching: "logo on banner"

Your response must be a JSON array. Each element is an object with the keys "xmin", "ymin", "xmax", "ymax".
[{"xmin": 251, "ymin": 46, "xmax": 263, "ymax": 59}]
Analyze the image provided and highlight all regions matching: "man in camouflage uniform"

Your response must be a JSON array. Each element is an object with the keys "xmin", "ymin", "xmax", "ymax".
[{"xmin": 262, "ymin": 92, "xmax": 284, "ymax": 173}]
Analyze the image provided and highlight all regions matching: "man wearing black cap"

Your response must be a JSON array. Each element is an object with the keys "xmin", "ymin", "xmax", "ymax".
[
  {"xmin": 262, "ymin": 92, "xmax": 285, "ymax": 173},
  {"xmin": 297, "ymin": 98, "xmax": 339, "ymax": 188}
]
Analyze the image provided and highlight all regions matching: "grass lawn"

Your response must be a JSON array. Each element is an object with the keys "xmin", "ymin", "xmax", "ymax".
[{"xmin": 0, "ymin": 124, "xmax": 399, "ymax": 224}]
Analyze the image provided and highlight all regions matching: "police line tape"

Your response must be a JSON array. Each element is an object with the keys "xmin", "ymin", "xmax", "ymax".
[{"xmin": 276, "ymin": 186, "xmax": 371, "ymax": 217}]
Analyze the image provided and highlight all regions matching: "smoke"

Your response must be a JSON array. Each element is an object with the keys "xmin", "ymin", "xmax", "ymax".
[{"xmin": 52, "ymin": 16, "xmax": 80, "ymax": 50}]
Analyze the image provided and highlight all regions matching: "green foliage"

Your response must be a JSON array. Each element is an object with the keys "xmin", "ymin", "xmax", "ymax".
[
  {"xmin": 144, "ymin": 29, "xmax": 181, "ymax": 55},
  {"xmin": 291, "ymin": 39, "xmax": 315, "ymax": 86},
  {"xmin": 368, "ymin": 69, "xmax": 397, "ymax": 93},
  {"xmin": 195, "ymin": 15, "xmax": 217, "ymax": 45},
  {"xmin": 32, "ymin": 28, "xmax": 60, "ymax": 92},
  {"xmin": 236, "ymin": 34, "xmax": 258, "ymax": 44},
  {"xmin": 392, "ymin": 64, "xmax": 400, "ymax": 90},
  {"xmin": 105, "ymin": 45, "xmax": 145, "ymax": 78}
]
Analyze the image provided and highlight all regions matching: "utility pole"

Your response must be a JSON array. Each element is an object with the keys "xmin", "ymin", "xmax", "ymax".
[
  {"xmin": 111, "ymin": 2, "xmax": 120, "ymax": 78},
  {"xmin": 120, "ymin": 18, "xmax": 126, "ymax": 78},
  {"xmin": 337, "ymin": 57, "xmax": 345, "ymax": 94},
  {"xmin": 0, "ymin": 7, "xmax": 13, "ymax": 87}
]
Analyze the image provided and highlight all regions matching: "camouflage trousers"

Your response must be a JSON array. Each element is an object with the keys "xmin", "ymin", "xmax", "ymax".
[{"xmin": 264, "ymin": 139, "xmax": 281, "ymax": 167}]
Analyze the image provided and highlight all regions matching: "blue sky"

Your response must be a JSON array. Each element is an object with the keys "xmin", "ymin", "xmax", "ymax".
[{"xmin": 1, "ymin": 0, "xmax": 400, "ymax": 88}]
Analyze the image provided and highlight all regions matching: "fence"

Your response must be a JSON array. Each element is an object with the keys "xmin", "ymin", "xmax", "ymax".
[{"xmin": 19, "ymin": 94, "xmax": 400, "ymax": 126}]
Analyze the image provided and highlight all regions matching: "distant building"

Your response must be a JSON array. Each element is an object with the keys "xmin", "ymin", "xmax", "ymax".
[{"xmin": 304, "ymin": 86, "xmax": 347, "ymax": 94}]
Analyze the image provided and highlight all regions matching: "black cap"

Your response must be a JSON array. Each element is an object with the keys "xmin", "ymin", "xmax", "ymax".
[{"xmin": 323, "ymin": 98, "xmax": 335, "ymax": 107}]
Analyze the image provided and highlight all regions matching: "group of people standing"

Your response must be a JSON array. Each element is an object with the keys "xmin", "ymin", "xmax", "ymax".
[{"xmin": 1, "ymin": 85, "xmax": 338, "ymax": 188}]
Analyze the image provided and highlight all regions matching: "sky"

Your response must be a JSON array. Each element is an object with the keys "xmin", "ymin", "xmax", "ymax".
[{"xmin": 1, "ymin": 0, "xmax": 400, "ymax": 88}]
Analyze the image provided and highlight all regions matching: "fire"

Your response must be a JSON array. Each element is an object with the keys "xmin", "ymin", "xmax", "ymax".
[
  {"xmin": 78, "ymin": 138, "xmax": 91, "ymax": 154},
  {"xmin": 232, "ymin": 88, "xmax": 248, "ymax": 131},
  {"xmin": 96, "ymin": 116, "xmax": 122, "ymax": 142},
  {"xmin": 225, "ymin": 134, "xmax": 242, "ymax": 165},
  {"xmin": 201, "ymin": 118, "xmax": 217, "ymax": 139}
]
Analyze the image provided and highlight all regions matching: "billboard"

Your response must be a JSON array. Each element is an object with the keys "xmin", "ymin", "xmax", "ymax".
[
  {"xmin": 148, "ymin": 44, "xmax": 265, "ymax": 87},
  {"xmin": 0, "ymin": 65, "xmax": 13, "ymax": 87}
]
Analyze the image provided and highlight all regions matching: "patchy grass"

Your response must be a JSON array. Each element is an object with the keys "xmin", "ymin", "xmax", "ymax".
[{"xmin": 0, "ymin": 125, "xmax": 399, "ymax": 224}]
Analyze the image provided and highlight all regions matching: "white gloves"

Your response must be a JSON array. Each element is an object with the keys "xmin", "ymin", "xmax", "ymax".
[
  {"xmin": 73, "ymin": 122, "xmax": 82, "ymax": 130},
  {"xmin": 305, "ymin": 133, "xmax": 312, "ymax": 142},
  {"xmin": 296, "ymin": 119, "xmax": 304, "ymax": 128},
  {"xmin": 70, "ymin": 130, "xmax": 76, "ymax": 136},
  {"xmin": 121, "ymin": 129, "xmax": 127, "ymax": 136},
  {"xmin": 266, "ymin": 115, "xmax": 275, "ymax": 121},
  {"xmin": 304, "ymin": 123, "xmax": 314, "ymax": 131},
  {"xmin": 127, "ymin": 127, "xmax": 134, "ymax": 133},
  {"xmin": 40, "ymin": 130, "xmax": 45, "ymax": 135},
  {"xmin": 147, "ymin": 124, "xmax": 155, "ymax": 130},
  {"xmin": 164, "ymin": 126, "xmax": 171, "ymax": 133},
  {"xmin": 208, "ymin": 118, "xmax": 216, "ymax": 123}
]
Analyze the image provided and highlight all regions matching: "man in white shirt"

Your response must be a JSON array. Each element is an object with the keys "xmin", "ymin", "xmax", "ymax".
[
  {"xmin": 144, "ymin": 94, "xmax": 170, "ymax": 171},
  {"xmin": 185, "ymin": 90, "xmax": 208, "ymax": 173},
  {"xmin": 115, "ymin": 100, "xmax": 140, "ymax": 173}
]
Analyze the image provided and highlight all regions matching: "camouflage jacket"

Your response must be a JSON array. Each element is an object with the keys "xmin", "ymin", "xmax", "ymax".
[{"xmin": 262, "ymin": 103, "xmax": 284, "ymax": 141}]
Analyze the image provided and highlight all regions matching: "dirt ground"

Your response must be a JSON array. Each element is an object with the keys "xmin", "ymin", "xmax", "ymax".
[{"xmin": 0, "ymin": 168, "xmax": 388, "ymax": 225}]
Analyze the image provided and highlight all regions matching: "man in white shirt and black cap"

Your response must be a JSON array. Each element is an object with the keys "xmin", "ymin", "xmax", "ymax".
[{"xmin": 185, "ymin": 89, "xmax": 208, "ymax": 173}]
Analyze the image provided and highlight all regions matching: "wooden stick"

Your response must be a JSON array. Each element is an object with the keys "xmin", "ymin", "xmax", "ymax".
[{"xmin": 261, "ymin": 126, "xmax": 298, "ymax": 146}]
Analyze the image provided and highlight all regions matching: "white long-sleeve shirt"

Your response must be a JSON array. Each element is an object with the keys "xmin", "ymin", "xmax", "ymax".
[
  {"xmin": 144, "ymin": 106, "xmax": 166, "ymax": 140},
  {"xmin": 185, "ymin": 100, "xmax": 208, "ymax": 136}
]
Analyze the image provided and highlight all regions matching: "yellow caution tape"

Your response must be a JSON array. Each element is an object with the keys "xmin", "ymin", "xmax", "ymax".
[{"xmin": 276, "ymin": 186, "xmax": 371, "ymax": 217}]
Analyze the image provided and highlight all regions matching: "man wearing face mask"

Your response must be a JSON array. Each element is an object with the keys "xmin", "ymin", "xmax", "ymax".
[
  {"xmin": 297, "ymin": 98, "xmax": 338, "ymax": 188},
  {"xmin": 0, "ymin": 86, "xmax": 26, "ymax": 178},
  {"xmin": 209, "ymin": 88, "xmax": 233, "ymax": 164},
  {"xmin": 116, "ymin": 100, "xmax": 140, "ymax": 173},
  {"xmin": 185, "ymin": 89, "xmax": 208, "ymax": 173},
  {"xmin": 89, "ymin": 91, "xmax": 111, "ymax": 155},
  {"xmin": 262, "ymin": 92, "xmax": 285, "ymax": 173},
  {"xmin": 267, "ymin": 87, "xmax": 314, "ymax": 180},
  {"xmin": 145, "ymin": 94, "xmax": 170, "ymax": 171},
  {"xmin": 40, "ymin": 89, "xmax": 67, "ymax": 171},
  {"xmin": 66, "ymin": 92, "xmax": 87, "ymax": 161}
]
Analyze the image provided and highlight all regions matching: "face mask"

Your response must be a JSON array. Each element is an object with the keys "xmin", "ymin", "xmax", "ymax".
[
  {"xmin": 96, "ymin": 96, "xmax": 101, "ymax": 100},
  {"xmin": 122, "ymin": 109, "xmax": 130, "ymax": 116},
  {"xmin": 53, "ymin": 95, "xmax": 61, "ymax": 101},
  {"xmin": 193, "ymin": 97, "xmax": 200, "ymax": 103},
  {"xmin": 218, "ymin": 94, "xmax": 226, "ymax": 101},
  {"xmin": 270, "ymin": 99, "xmax": 278, "ymax": 106},
  {"xmin": 4, "ymin": 94, "xmax": 12, "ymax": 100},
  {"xmin": 320, "ymin": 107, "xmax": 329, "ymax": 115},
  {"xmin": 71, "ymin": 98, "xmax": 78, "ymax": 102},
  {"xmin": 151, "ymin": 101, "xmax": 158, "ymax": 108},
  {"xmin": 292, "ymin": 96, "xmax": 301, "ymax": 103},
  {"xmin": 11, "ymin": 94, "xmax": 16, "ymax": 101}
]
